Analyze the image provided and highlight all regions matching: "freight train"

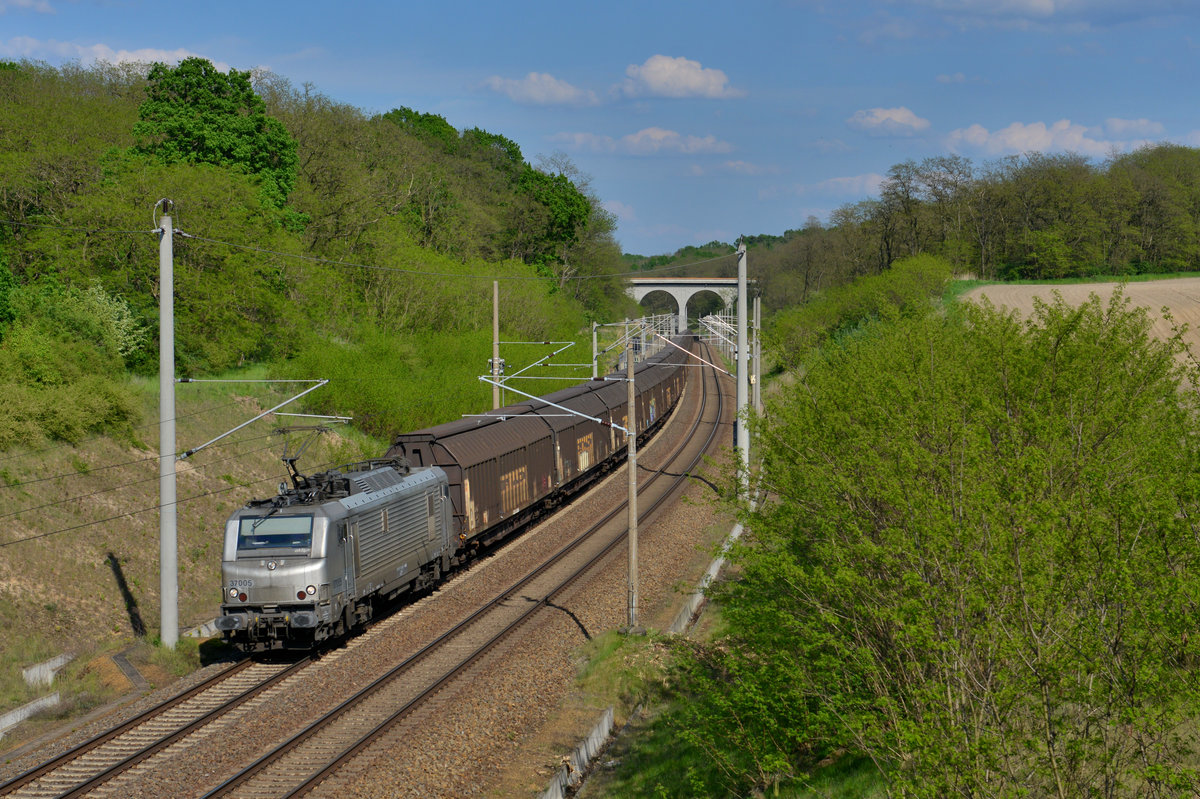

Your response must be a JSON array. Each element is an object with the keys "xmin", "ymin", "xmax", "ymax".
[{"xmin": 214, "ymin": 335, "xmax": 693, "ymax": 649}]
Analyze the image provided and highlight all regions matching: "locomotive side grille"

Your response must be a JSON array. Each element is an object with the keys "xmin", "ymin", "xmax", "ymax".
[
  {"xmin": 353, "ymin": 468, "xmax": 408, "ymax": 494},
  {"xmin": 355, "ymin": 491, "xmax": 429, "ymax": 576}
]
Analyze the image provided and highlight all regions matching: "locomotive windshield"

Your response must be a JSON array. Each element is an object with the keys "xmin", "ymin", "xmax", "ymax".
[{"xmin": 237, "ymin": 515, "xmax": 314, "ymax": 551}]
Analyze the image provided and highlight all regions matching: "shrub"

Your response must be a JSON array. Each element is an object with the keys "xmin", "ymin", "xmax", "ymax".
[{"xmin": 680, "ymin": 289, "xmax": 1200, "ymax": 796}]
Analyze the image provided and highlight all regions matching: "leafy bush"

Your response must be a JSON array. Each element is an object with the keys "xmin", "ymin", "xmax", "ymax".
[
  {"xmin": 0, "ymin": 278, "xmax": 139, "ymax": 447},
  {"xmin": 677, "ymin": 290, "xmax": 1200, "ymax": 796},
  {"xmin": 767, "ymin": 253, "xmax": 953, "ymax": 365}
]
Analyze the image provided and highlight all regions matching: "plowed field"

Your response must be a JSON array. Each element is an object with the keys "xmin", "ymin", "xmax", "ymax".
[{"xmin": 962, "ymin": 277, "xmax": 1200, "ymax": 355}]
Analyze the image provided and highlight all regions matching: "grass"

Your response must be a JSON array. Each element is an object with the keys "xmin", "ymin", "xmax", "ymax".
[
  {"xmin": 575, "ymin": 630, "xmax": 667, "ymax": 712},
  {"xmin": 577, "ymin": 655, "xmax": 887, "ymax": 798},
  {"xmin": 571, "ymin": 613, "xmax": 889, "ymax": 799},
  {"xmin": 0, "ymin": 610, "xmax": 60, "ymax": 711},
  {"xmin": 146, "ymin": 636, "xmax": 202, "ymax": 678}
]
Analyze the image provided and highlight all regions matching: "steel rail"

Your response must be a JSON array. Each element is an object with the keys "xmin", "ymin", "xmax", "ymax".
[
  {"xmin": 0, "ymin": 656, "xmax": 311, "ymax": 798},
  {"xmin": 205, "ymin": 344, "xmax": 724, "ymax": 798}
]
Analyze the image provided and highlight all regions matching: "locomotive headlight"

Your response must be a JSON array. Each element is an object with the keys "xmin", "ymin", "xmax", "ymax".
[
  {"xmin": 228, "ymin": 587, "xmax": 238, "ymax": 598},
  {"xmin": 306, "ymin": 585, "xmax": 317, "ymax": 596}
]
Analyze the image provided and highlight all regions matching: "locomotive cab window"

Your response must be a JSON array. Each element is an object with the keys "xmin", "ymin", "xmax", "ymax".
[{"xmin": 237, "ymin": 515, "xmax": 314, "ymax": 552}]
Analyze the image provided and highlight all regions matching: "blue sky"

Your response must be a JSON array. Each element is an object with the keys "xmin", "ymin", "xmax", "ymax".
[{"xmin": 3, "ymin": 0, "xmax": 1199, "ymax": 256}]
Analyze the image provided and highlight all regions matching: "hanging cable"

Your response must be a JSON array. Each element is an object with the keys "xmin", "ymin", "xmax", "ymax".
[
  {"xmin": 0, "ymin": 452, "xmax": 351, "ymax": 548},
  {"xmin": 0, "ymin": 431, "xmax": 278, "ymax": 492},
  {"xmin": 0, "ymin": 440, "xmax": 279, "ymax": 521}
]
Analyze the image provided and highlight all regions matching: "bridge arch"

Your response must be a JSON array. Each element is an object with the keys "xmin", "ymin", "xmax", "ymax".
[{"xmin": 626, "ymin": 277, "xmax": 739, "ymax": 334}]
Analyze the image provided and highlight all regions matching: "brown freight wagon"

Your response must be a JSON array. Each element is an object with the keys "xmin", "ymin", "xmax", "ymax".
[{"xmin": 386, "ymin": 334, "xmax": 694, "ymax": 561}]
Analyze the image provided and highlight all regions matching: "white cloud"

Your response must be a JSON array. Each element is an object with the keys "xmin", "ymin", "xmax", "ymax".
[
  {"xmin": 604, "ymin": 200, "xmax": 636, "ymax": 222},
  {"xmin": 1103, "ymin": 117, "xmax": 1164, "ymax": 137},
  {"xmin": 552, "ymin": 127, "xmax": 733, "ymax": 156},
  {"xmin": 847, "ymin": 106, "xmax": 932, "ymax": 136},
  {"xmin": 919, "ymin": 0, "xmax": 1061, "ymax": 17},
  {"xmin": 722, "ymin": 160, "xmax": 781, "ymax": 176},
  {"xmin": 619, "ymin": 55, "xmax": 743, "ymax": 99},
  {"xmin": 0, "ymin": 0, "xmax": 54, "ymax": 12},
  {"xmin": 937, "ymin": 72, "xmax": 968, "ymax": 83},
  {"xmin": 483, "ymin": 72, "xmax": 598, "ymax": 106},
  {"xmin": 946, "ymin": 118, "xmax": 1157, "ymax": 156},
  {"xmin": 0, "ymin": 36, "xmax": 215, "ymax": 68},
  {"xmin": 918, "ymin": 0, "xmax": 1173, "ymax": 15}
]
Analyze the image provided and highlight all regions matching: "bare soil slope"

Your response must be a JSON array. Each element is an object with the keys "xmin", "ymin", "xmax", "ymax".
[{"xmin": 963, "ymin": 277, "xmax": 1200, "ymax": 356}]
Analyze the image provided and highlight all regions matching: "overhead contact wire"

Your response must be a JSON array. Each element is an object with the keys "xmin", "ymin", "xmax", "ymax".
[
  {"xmin": 0, "ymin": 399, "xmax": 268, "ymax": 469},
  {"xmin": 0, "ymin": 431, "xmax": 278, "ymax": 490},
  {"xmin": 0, "ymin": 440, "xmax": 281, "ymax": 521}
]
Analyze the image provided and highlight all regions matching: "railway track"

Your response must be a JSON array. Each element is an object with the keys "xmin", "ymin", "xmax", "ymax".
[
  {"xmin": 203, "ymin": 344, "xmax": 723, "ymax": 798},
  {"xmin": 0, "ymin": 657, "xmax": 307, "ymax": 798},
  {"xmin": 0, "ymin": 344, "xmax": 724, "ymax": 798}
]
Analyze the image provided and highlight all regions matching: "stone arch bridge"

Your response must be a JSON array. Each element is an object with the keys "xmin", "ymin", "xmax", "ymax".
[{"xmin": 626, "ymin": 277, "xmax": 740, "ymax": 334}]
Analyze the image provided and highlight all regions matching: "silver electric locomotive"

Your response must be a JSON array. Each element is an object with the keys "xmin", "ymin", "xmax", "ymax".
[{"xmin": 215, "ymin": 458, "xmax": 451, "ymax": 649}]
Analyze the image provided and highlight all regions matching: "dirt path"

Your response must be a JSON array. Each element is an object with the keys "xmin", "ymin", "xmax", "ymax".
[{"xmin": 962, "ymin": 277, "xmax": 1200, "ymax": 355}]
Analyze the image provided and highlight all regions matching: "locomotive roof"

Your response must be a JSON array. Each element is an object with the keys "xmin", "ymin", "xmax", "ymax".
[{"xmin": 245, "ymin": 458, "xmax": 419, "ymax": 509}]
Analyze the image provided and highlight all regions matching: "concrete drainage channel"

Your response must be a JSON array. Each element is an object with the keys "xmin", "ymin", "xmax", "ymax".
[
  {"xmin": 0, "ymin": 654, "xmax": 75, "ymax": 743},
  {"xmin": 0, "ymin": 620, "xmax": 219, "ymax": 746},
  {"xmin": 539, "ymin": 522, "xmax": 745, "ymax": 799}
]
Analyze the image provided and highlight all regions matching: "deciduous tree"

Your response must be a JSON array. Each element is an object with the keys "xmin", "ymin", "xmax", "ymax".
[{"xmin": 133, "ymin": 57, "xmax": 298, "ymax": 209}]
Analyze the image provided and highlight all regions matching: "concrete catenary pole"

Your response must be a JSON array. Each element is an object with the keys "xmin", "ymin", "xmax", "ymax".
[
  {"xmin": 492, "ymin": 281, "xmax": 500, "ymax": 410},
  {"xmin": 736, "ymin": 242, "xmax": 749, "ymax": 499},
  {"xmin": 592, "ymin": 321, "xmax": 598, "ymax": 380},
  {"xmin": 753, "ymin": 295, "xmax": 762, "ymax": 414},
  {"xmin": 626, "ymin": 338, "xmax": 639, "ymax": 629},
  {"xmin": 158, "ymin": 201, "xmax": 178, "ymax": 649}
]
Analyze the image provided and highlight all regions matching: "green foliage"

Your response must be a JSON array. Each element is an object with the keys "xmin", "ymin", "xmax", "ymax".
[
  {"xmin": 133, "ymin": 57, "xmax": 298, "ymax": 208},
  {"xmin": 768, "ymin": 253, "xmax": 953, "ymax": 366},
  {"xmin": 0, "ymin": 60, "xmax": 635, "ymax": 450},
  {"xmin": 276, "ymin": 311, "xmax": 591, "ymax": 439},
  {"xmin": 73, "ymin": 283, "xmax": 146, "ymax": 358},
  {"xmin": 628, "ymin": 240, "xmax": 736, "ymax": 271},
  {"xmin": 1, "ymin": 276, "xmax": 142, "ymax": 375},
  {"xmin": 378, "ymin": 106, "xmax": 461, "ymax": 153},
  {"xmin": 680, "ymin": 289, "xmax": 1200, "ymax": 795},
  {"xmin": 512, "ymin": 166, "xmax": 593, "ymax": 272},
  {"xmin": 0, "ymin": 60, "xmax": 144, "ymax": 225},
  {"xmin": 148, "ymin": 636, "xmax": 200, "ymax": 677},
  {"xmin": 461, "ymin": 126, "xmax": 523, "ymax": 169},
  {"xmin": 0, "ymin": 258, "xmax": 17, "ymax": 328},
  {"xmin": 0, "ymin": 357, "xmax": 138, "ymax": 449},
  {"xmin": 793, "ymin": 145, "xmax": 1200, "ymax": 287},
  {"xmin": 0, "ymin": 314, "xmax": 139, "ymax": 442},
  {"xmin": 728, "ymin": 145, "xmax": 1200, "ymax": 316},
  {"xmin": 13, "ymin": 157, "xmax": 309, "ymax": 375}
]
